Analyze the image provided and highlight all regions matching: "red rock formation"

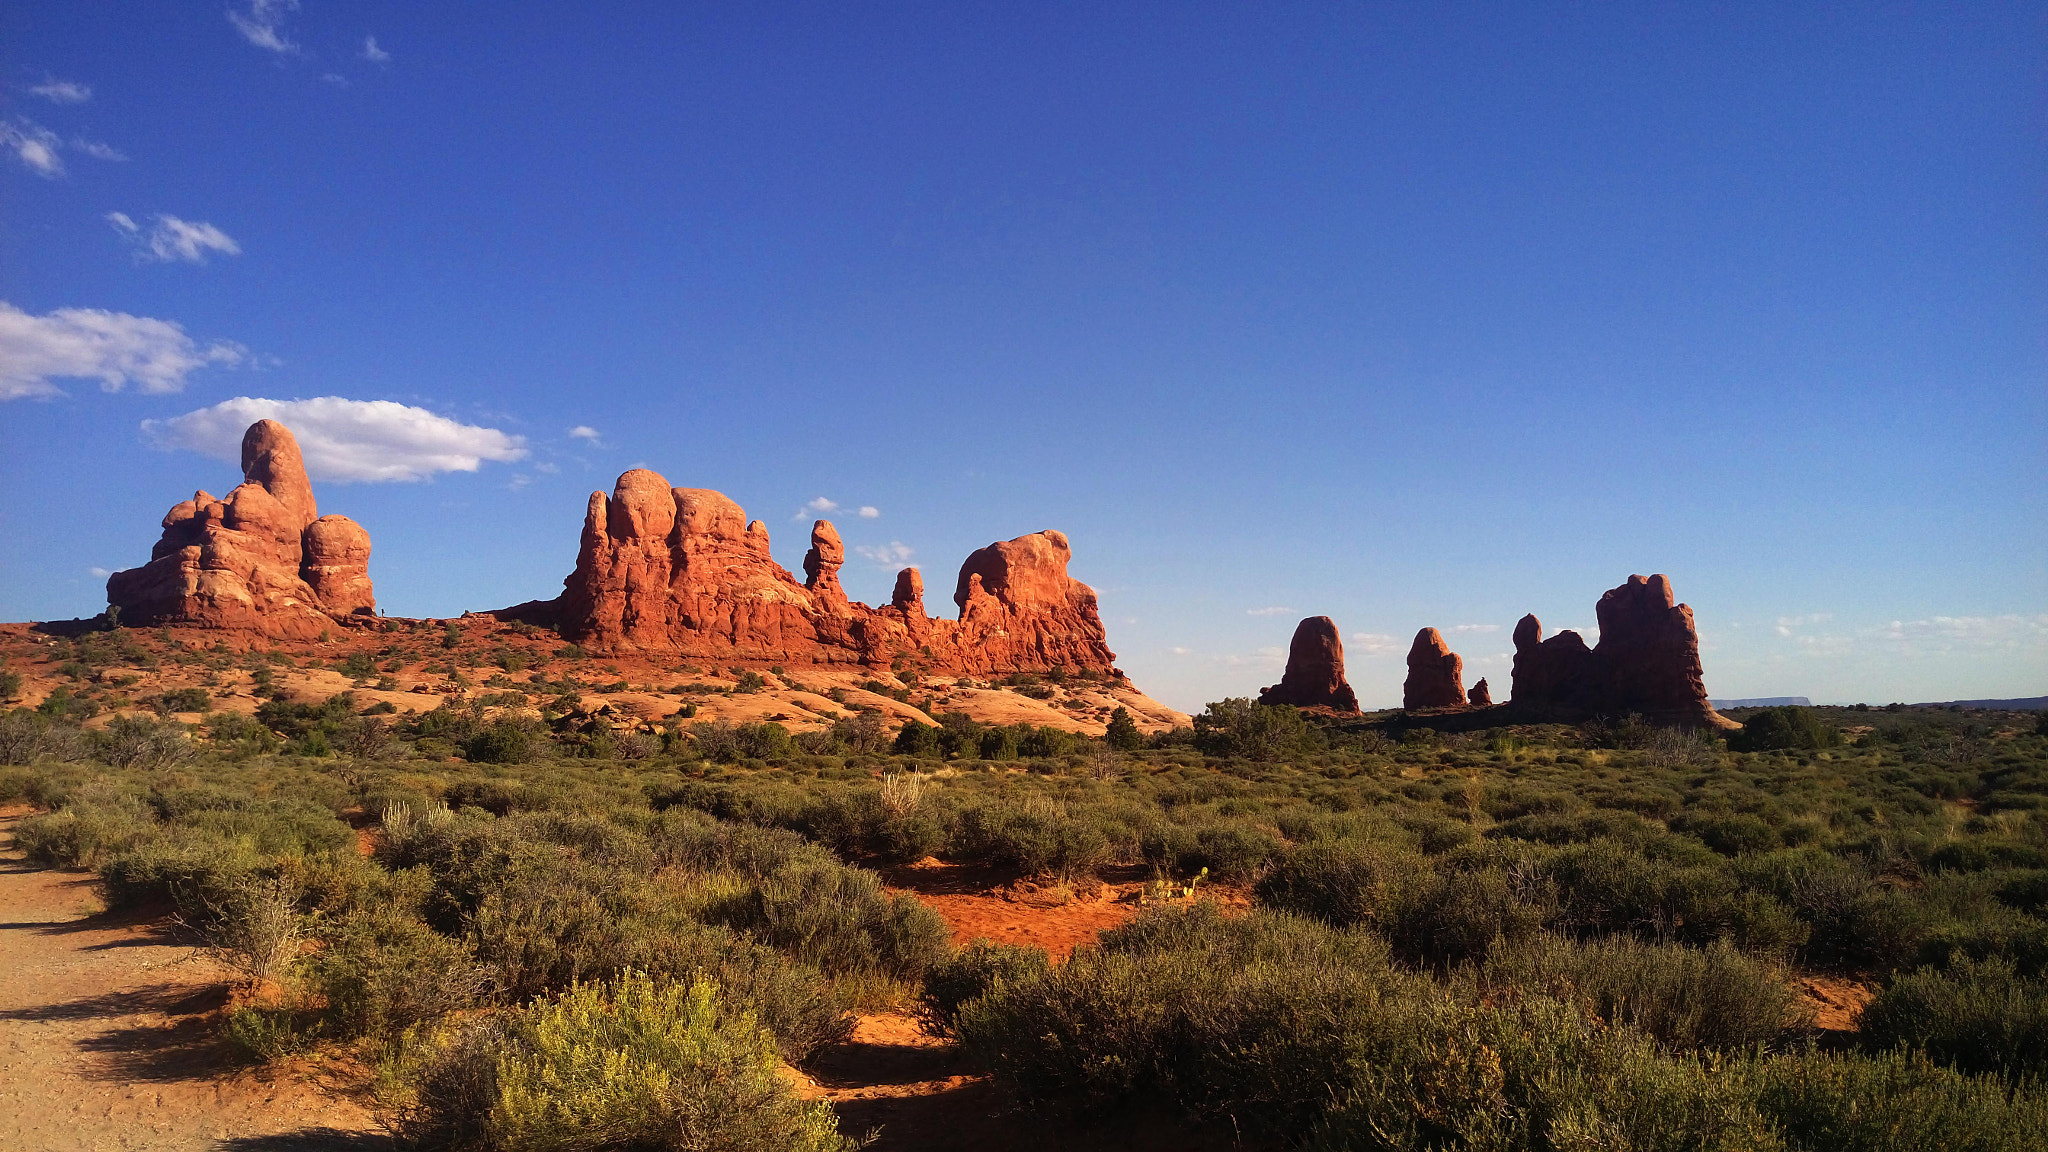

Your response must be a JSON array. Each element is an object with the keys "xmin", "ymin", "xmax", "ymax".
[
  {"xmin": 505, "ymin": 469, "xmax": 1116, "ymax": 675},
  {"xmin": 1258, "ymin": 616, "xmax": 1359, "ymax": 711},
  {"xmin": 1467, "ymin": 678, "xmax": 1492, "ymax": 707},
  {"xmin": 1403, "ymin": 628, "xmax": 1467, "ymax": 709},
  {"xmin": 1509, "ymin": 574, "xmax": 1731, "ymax": 728},
  {"xmin": 106, "ymin": 420, "xmax": 375, "ymax": 637}
]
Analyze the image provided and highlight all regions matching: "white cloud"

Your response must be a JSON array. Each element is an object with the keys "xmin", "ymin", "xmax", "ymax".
[
  {"xmin": 858, "ymin": 506, "xmax": 880, "ymax": 519},
  {"xmin": 806, "ymin": 496, "xmax": 839, "ymax": 512},
  {"xmin": 1775, "ymin": 612, "xmax": 1833, "ymax": 637},
  {"xmin": 1451, "ymin": 623, "xmax": 1500, "ymax": 634},
  {"xmin": 534, "ymin": 461, "xmax": 560, "ymax": 474},
  {"xmin": 567, "ymin": 425, "xmax": 602, "ymax": 444},
  {"xmin": 143, "ymin": 396, "xmax": 528, "ymax": 482},
  {"xmin": 320, "ymin": 73, "xmax": 349, "ymax": 88},
  {"xmin": 1878, "ymin": 615, "xmax": 2048, "ymax": 650},
  {"xmin": 1348, "ymin": 632, "xmax": 1402, "ymax": 656},
  {"xmin": 855, "ymin": 541, "xmax": 915, "ymax": 566},
  {"xmin": 72, "ymin": 138, "xmax": 126, "ymax": 161},
  {"xmin": 107, "ymin": 213, "xmax": 242, "ymax": 264},
  {"xmin": 0, "ymin": 301, "xmax": 248, "ymax": 400},
  {"xmin": 88, "ymin": 566, "xmax": 111, "ymax": 578},
  {"xmin": 362, "ymin": 36, "xmax": 391, "ymax": 63},
  {"xmin": 1170, "ymin": 646, "xmax": 1191, "ymax": 656},
  {"xmin": 1246, "ymin": 606, "xmax": 1292, "ymax": 617},
  {"xmin": 30, "ymin": 79, "xmax": 92, "ymax": 104},
  {"xmin": 2, "ymin": 118, "xmax": 65, "ymax": 177},
  {"xmin": 229, "ymin": 0, "xmax": 300, "ymax": 54}
]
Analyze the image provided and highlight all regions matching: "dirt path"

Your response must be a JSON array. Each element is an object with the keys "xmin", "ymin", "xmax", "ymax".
[{"xmin": 0, "ymin": 812, "xmax": 387, "ymax": 1152}]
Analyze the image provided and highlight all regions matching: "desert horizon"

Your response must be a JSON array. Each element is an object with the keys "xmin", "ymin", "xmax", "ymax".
[{"xmin": 3, "ymin": 4, "xmax": 2043, "ymax": 1152}]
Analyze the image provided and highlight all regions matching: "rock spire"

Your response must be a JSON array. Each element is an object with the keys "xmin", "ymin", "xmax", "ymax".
[{"xmin": 1257, "ymin": 616, "xmax": 1359, "ymax": 711}]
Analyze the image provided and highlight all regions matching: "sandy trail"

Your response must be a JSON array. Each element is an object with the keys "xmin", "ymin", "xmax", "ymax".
[{"xmin": 0, "ymin": 812, "xmax": 386, "ymax": 1152}]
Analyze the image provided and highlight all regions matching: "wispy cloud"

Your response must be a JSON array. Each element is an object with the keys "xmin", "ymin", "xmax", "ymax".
[
  {"xmin": 567, "ymin": 425, "xmax": 602, "ymax": 445},
  {"xmin": 855, "ymin": 541, "xmax": 915, "ymax": 566},
  {"xmin": 2, "ymin": 118, "xmax": 65, "ymax": 176},
  {"xmin": 107, "ymin": 213, "xmax": 242, "ymax": 264},
  {"xmin": 1246, "ymin": 606, "xmax": 1292, "ymax": 617},
  {"xmin": 1878, "ymin": 614, "xmax": 2048, "ymax": 651},
  {"xmin": 1451, "ymin": 623, "xmax": 1500, "ymax": 634},
  {"xmin": 362, "ymin": 36, "xmax": 391, "ymax": 63},
  {"xmin": 1348, "ymin": 632, "xmax": 1402, "ymax": 656},
  {"xmin": 144, "ymin": 396, "xmax": 529, "ymax": 482},
  {"xmin": 0, "ymin": 301, "xmax": 248, "ymax": 400},
  {"xmin": 228, "ymin": 0, "xmax": 300, "ymax": 54},
  {"xmin": 29, "ymin": 79, "xmax": 92, "ymax": 104},
  {"xmin": 1, "ymin": 119, "xmax": 126, "ymax": 175},
  {"xmin": 1775, "ymin": 612, "xmax": 1833, "ymax": 636},
  {"xmin": 1170, "ymin": 646, "xmax": 1191, "ymax": 656}
]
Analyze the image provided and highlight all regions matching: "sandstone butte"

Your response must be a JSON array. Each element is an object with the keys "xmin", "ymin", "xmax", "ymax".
[
  {"xmin": 1257, "ymin": 616, "xmax": 1359, "ymax": 712},
  {"xmin": 1255, "ymin": 574, "xmax": 1729, "ymax": 729},
  {"xmin": 1403, "ymin": 627, "xmax": 1467, "ymax": 710},
  {"xmin": 105, "ymin": 420, "xmax": 375, "ymax": 640},
  {"xmin": 498, "ymin": 467, "xmax": 1121, "ymax": 677},
  {"xmin": 1510, "ymin": 573, "xmax": 1735, "ymax": 729}
]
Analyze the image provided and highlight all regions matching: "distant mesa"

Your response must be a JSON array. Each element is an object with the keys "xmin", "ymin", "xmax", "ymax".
[
  {"xmin": 499, "ymin": 467, "xmax": 1118, "ymax": 675},
  {"xmin": 1403, "ymin": 627, "xmax": 1467, "ymax": 710},
  {"xmin": 106, "ymin": 420, "xmax": 375, "ymax": 639},
  {"xmin": 1709, "ymin": 697, "xmax": 1812, "ymax": 709},
  {"xmin": 1258, "ymin": 616, "xmax": 1358, "ymax": 712},
  {"xmin": 1510, "ymin": 574, "xmax": 1733, "ymax": 729}
]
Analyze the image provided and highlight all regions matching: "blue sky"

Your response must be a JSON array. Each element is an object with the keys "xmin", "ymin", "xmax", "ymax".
[{"xmin": 2, "ymin": 1, "xmax": 2042, "ymax": 711}]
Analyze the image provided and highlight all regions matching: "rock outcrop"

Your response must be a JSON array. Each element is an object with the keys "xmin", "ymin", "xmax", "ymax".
[
  {"xmin": 106, "ymin": 420, "xmax": 375, "ymax": 637},
  {"xmin": 1510, "ymin": 574, "xmax": 1731, "ymax": 728},
  {"xmin": 1467, "ymin": 678, "xmax": 1491, "ymax": 706},
  {"xmin": 1403, "ymin": 628, "xmax": 1466, "ymax": 709},
  {"xmin": 503, "ymin": 469, "xmax": 1117, "ymax": 675},
  {"xmin": 1258, "ymin": 616, "xmax": 1359, "ymax": 711}
]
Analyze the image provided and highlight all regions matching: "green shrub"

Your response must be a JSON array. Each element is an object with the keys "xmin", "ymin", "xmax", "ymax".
[
  {"xmin": 705, "ymin": 860, "xmax": 948, "ymax": 983},
  {"xmin": 465, "ymin": 719, "xmax": 546, "ymax": 764},
  {"xmin": 1856, "ymin": 958, "xmax": 2048, "ymax": 1080},
  {"xmin": 1483, "ymin": 933, "xmax": 1808, "ymax": 1051},
  {"xmin": 1391, "ymin": 865, "xmax": 1548, "ymax": 968},
  {"xmin": 918, "ymin": 939, "xmax": 1051, "ymax": 1037},
  {"xmin": 397, "ymin": 974, "xmax": 857, "ymax": 1152},
  {"xmin": 308, "ymin": 910, "xmax": 491, "ymax": 1040},
  {"xmin": 1729, "ymin": 706, "xmax": 1841, "ymax": 752},
  {"xmin": 1753, "ymin": 1048, "xmax": 2048, "ymax": 1151},
  {"xmin": 950, "ymin": 798, "xmax": 1112, "ymax": 879},
  {"xmin": 1254, "ymin": 841, "xmax": 1419, "ymax": 928},
  {"xmin": 15, "ymin": 787, "xmax": 156, "ymax": 866}
]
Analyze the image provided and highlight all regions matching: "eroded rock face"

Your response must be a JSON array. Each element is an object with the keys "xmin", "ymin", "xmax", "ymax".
[
  {"xmin": 1510, "ymin": 574, "xmax": 1731, "ymax": 728},
  {"xmin": 106, "ymin": 420, "xmax": 375, "ymax": 636},
  {"xmin": 1258, "ymin": 616, "xmax": 1359, "ymax": 711},
  {"xmin": 1403, "ymin": 628, "xmax": 1466, "ymax": 709},
  {"xmin": 509, "ymin": 470, "xmax": 1117, "ymax": 675},
  {"xmin": 1467, "ymin": 678, "xmax": 1492, "ymax": 707}
]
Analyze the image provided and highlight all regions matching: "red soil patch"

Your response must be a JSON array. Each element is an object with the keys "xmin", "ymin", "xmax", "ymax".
[
  {"xmin": 882, "ymin": 860, "xmax": 1142, "ymax": 960},
  {"xmin": 1798, "ymin": 975, "xmax": 1874, "ymax": 1031}
]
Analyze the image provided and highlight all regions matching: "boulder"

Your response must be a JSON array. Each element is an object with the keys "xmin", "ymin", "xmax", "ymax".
[
  {"xmin": 1403, "ymin": 628, "xmax": 1466, "ymax": 709},
  {"xmin": 1258, "ymin": 616, "xmax": 1359, "ymax": 711},
  {"xmin": 106, "ymin": 420, "xmax": 375, "ymax": 636}
]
